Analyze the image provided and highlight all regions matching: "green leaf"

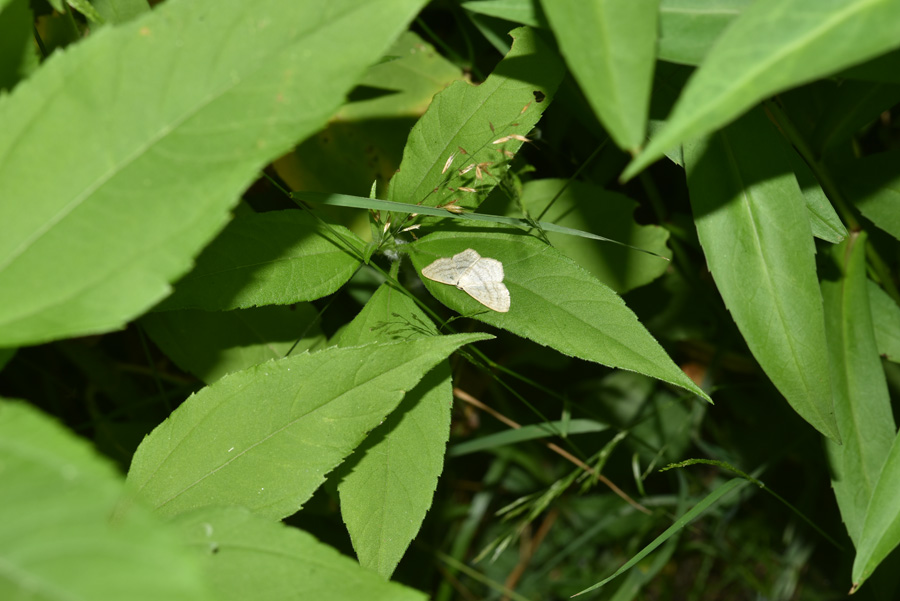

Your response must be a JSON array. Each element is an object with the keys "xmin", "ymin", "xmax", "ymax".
[
  {"xmin": 336, "ymin": 283, "xmax": 452, "ymax": 578},
  {"xmin": 0, "ymin": 0, "xmax": 37, "ymax": 91},
  {"xmin": 448, "ymin": 418, "xmax": 609, "ymax": 457},
  {"xmin": 126, "ymin": 333, "xmax": 490, "ymax": 519},
  {"xmin": 853, "ymin": 429, "xmax": 900, "ymax": 591},
  {"xmin": 838, "ymin": 150, "xmax": 900, "ymax": 241},
  {"xmin": 275, "ymin": 31, "xmax": 463, "ymax": 200},
  {"xmin": 156, "ymin": 210, "xmax": 363, "ymax": 311},
  {"xmin": 461, "ymin": 0, "xmax": 547, "ymax": 27},
  {"xmin": 573, "ymin": 478, "xmax": 747, "ymax": 596},
  {"xmin": 141, "ymin": 304, "xmax": 325, "ymax": 384},
  {"xmin": 810, "ymin": 81, "xmax": 900, "ymax": 155},
  {"xmin": 175, "ymin": 506, "xmax": 426, "ymax": 601},
  {"xmin": 786, "ymin": 148, "xmax": 847, "ymax": 243},
  {"xmin": 625, "ymin": 0, "xmax": 900, "ymax": 179},
  {"xmin": 0, "ymin": 0, "xmax": 427, "ymax": 348},
  {"xmin": 869, "ymin": 280, "xmax": 900, "ymax": 363},
  {"xmin": 518, "ymin": 179, "xmax": 672, "ymax": 293},
  {"xmin": 66, "ymin": 0, "xmax": 104, "ymax": 23},
  {"xmin": 684, "ymin": 108, "xmax": 839, "ymax": 441},
  {"xmin": 541, "ymin": 0, "xmax": 658, "ymax": 152},
  {"xmin": 386, "ymin": 26, "xmax": 564, "ymax": 215},
  {"xmin": 89, "ymin": 0, "xmax": 148, "ymax": 25},
  {"xmin": 658, "ymin": 0, "xmax": 750, "ymax": 66},
  {"xmin": 409, "ymin": 228, "xmax": 709, "ymax": 401},
  {"xmin": 824, "ymin": 232, "xmax": 896, "ymax": 544},
  {"xmin": 0, "ymin": 399, "xmax": 211, "ymax": 601}
]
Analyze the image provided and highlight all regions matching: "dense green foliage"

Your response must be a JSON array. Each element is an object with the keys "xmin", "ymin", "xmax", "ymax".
[{"xmin": 2, "ymin": 0, "xmax": 900, "ymax": 599}]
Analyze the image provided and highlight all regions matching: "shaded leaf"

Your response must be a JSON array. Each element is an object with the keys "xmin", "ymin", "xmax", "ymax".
[
  {"xmin": 810, "ymin": 80, "xmax": 900, "ymax": 154},
  {"xmin": 0, "ymin": 399, "xmax": 211, "ymax": 601},
  {"xmin": 89, "ymin": 0, "xmax": 148, "ymax": 24},
  {"xmin": 868, "ymin": 280, "xmax": 900, "ymax": 363},
  {"xmin": 386, "ymin": 26, "xmax": 564, "ymax": 217},
  {"xmin": 518, "ymin": 179, "xmax": 671, "ymax": 293},
  {"xmin": 658, "ymin": 0, "xmax": 750, "ymax": 66},
  {"xmin": 336, "ymin": 283, "xmax": 451, "ymax": 578},
  {"xmin": 142, "ymin": 304, "xmax": 325, "ymax": 384},
  {"xmin": 461, "ymin": 0, "xmax": 546, "ymax": 27},
  {"xmin": 684, "ymin": 108, "xmax": 839, "ymax": 441},
  {"xmin": 448, "ymin": 418, "xmax": 609, "ymax": 457},
  {"xmin": 541, "ymin": 0, "xmax": 658, "ymax": 151},
  {"xmin": 0, "ymin": 0, "xmax": 36, "ymax": 91},
  {"xmin": 409, "ymin": 228, "xmax": 709, "ymax": 401},
  {"xmin": 853, "ymin": 428, "xmax": 900, "ymax": 590},
  {"xmin": 157, "ymin": 210, "xmax": 364, "ymax": 311},
  {"xmin": 823, "ymin": 232, "xmax": 896, "ymax": 544},
  {"xmin": 0, "ymin": 0, "xmax": 426, "ymax": 347},
  {"xmin": 786, "ymin": 149, "xmax": 847, "ymax": 243},
  {"xmin": 838, "ymin": 150, "xmax": 900, "ymax": 241},
  {"xmin": 626, "ymin": 0, "xmax": 900, "ymax": 179},
  {"xmin": 126, "ymin": 333, "xmax": 489, "ymax": 519},
  {"xmin": 275, "ymin": 31, "xmax": 463, "ymax": 200},
  {"xmin": 175, "ymin": 506, "xmax": 426, "ymax": 601}
]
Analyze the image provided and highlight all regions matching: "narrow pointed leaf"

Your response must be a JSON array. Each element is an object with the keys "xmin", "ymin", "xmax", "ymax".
[
  {"xmin": 126, "ymin": 333, "xmax": 489, "ymax": 519},
  {"xmin": 868, "ymin": 280, "xmax": 900, "ymax": 363},
  {"xmin": 176, "ymin": 507, "xmax": 426, "ymax": 601},
  {"xmin": 853, "ymin": 429, "xmax": 900, "ymax": 590},
  {"xmin": 626, "ymin": 0, "xmax": 900, "ymax": 179},
  {"xmin": 684, "ymin": 109, "xmax": 839, "ymax": 441},
  {"xmin": 386, "ymin": 26, "xmax": 564, "ymax": 216},
  {"xmin": 0, "ymin": 399, "xmax": 211, "ymax": 601},
  {"xmin": 141, "ymin": 304, "xmax": 325, "ymax": 384},
  {"xmin": 823, "ymin": 232, "xmax": 895, "ymax": 544},
  {"xmin": 409, "ymin": 229, "xmax": 709, "ymax": 401},
  {"xmin": 156, "ymin": 210, "xmax": 364, "ymax": 311},
  {"xmin": 574, "ymin": 478, "xmax": 747, "ymax": 596},
  {"xmin": 838, "ymin": 150, "xmax": 900, "ymax": 241},
  {"xmin": 0, "ymin": 0, "xmax": 426, "ymax": 347},
  {"xmin": 336, "ymin": 283, "xmax": 451, "ymax": 578},
  {"xmin": 541, "ymin": 0, "xmax": 658, "ymax": 152}
]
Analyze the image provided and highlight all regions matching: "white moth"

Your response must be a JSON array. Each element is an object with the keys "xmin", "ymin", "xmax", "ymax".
[{"xmin": 421, "ymin": 249, "xmax": 510, "ymax": 313}]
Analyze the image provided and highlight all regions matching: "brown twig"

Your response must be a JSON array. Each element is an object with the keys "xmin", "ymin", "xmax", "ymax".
[{"xmin": 453, "ymin": 388, "xmax": 652, "ymax": 515}]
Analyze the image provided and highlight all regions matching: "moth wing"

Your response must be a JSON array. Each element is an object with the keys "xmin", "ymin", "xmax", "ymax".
[
  {"xmin": 421, "ymin": 257, "xmax": 461, "ymax": 285},
  {"xmin": 451, "ymin": 249, "xmax": 481, "ymax": 273},
  {"xmin": 457, "ymin": 258, "xmax": 510, "ymax": 312}
]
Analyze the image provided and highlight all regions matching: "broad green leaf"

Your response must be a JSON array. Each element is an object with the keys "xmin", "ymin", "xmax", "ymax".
[
  {"xmin": 853, "ymin": 429, "xmax": 900, "ymax": 591},
  {"xmin": 810, "ymin": 81, "xmax": 900, "ymax": 154},
  {"xmin": 67, "ymin": 0, "xmax": 103, "ymax": 23},
  {"xmin": 869, "ymin": 280, "xmax": 900, "ymax": 363},
  {"xmin": 0, "ymin": 0, "xmax": 36, "ymax": 91},
  {"xmin": 461, "ymin": 0, "xmax": 546, "ymax": 27},
  {"xmin": 175, "ymin": 506, "xmax": 426, "ymax": 601},
  {"xmin": 336, "ymin": 283, "xmax": 451, "ymax": 578},
  {"xmin": 386, "ymin": 26, "xmax": 564, "ymax": 217},
  {"xmin": 126, "ymin": 333, "xmax": 489, "ymax": 519},
  {"xmin": 157, "ymin": 210, "xmax": 363, "ymax": 311},
  {"xmin": 574, "ymin": 478, "xmax": 747, "ymax": 596},
  {"xmin": 0, "ymin": 0, "xmax": 427, "ymax": 348},
  {"xmin": 275, "ymin": 31, "xmax": 463, "ymax": 200},
  {"xmin": 409, "ymin": 228, "xmax": 709, "ymax": 401},
  {"xmin": 90, "ymin": 0, "xmax": 148, "ymax": 24},
  {"xmin": 684, "ymin": 108, "xmax": 839, "ymax": 441},
  {"xmin": 541, "ymin": 0, "xmax": 658, "ymax": 152},
  {"xmin": 518, "ymin": 179, "xmax": 671, "ymax": 293},
  {"xmin": 838, "ymin": 151, "xmax": 900, "ymax": 241},
  {"xmin": 658, "ymin": 0, "xmax": 750, "ymax": 66},
  {"xmin": 0, "ymin": 399, "xmax": 210, "ymax": 601},
  {"xmin": 786, "ymin": 149, "xmax": 847, "ymax": 243},
  {"xmin": 142, "ymin": 304, "xmax": 325, "ymax": 384},
  {"xmin": 823, "ymin": 232, "xmax": 896, "ymax": 544},
  {"xmin": 448, "ymin": 418, "xmax": 609, "ymax": 457},
  {"xmin": 625, "ymin": 0, "xmax": 900, "ymax": 179}
]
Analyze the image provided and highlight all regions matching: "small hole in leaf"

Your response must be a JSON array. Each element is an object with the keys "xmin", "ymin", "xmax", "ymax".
[{"xmin": 533, "ymin": 90, "xmax": 545, "ymax": 103}]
